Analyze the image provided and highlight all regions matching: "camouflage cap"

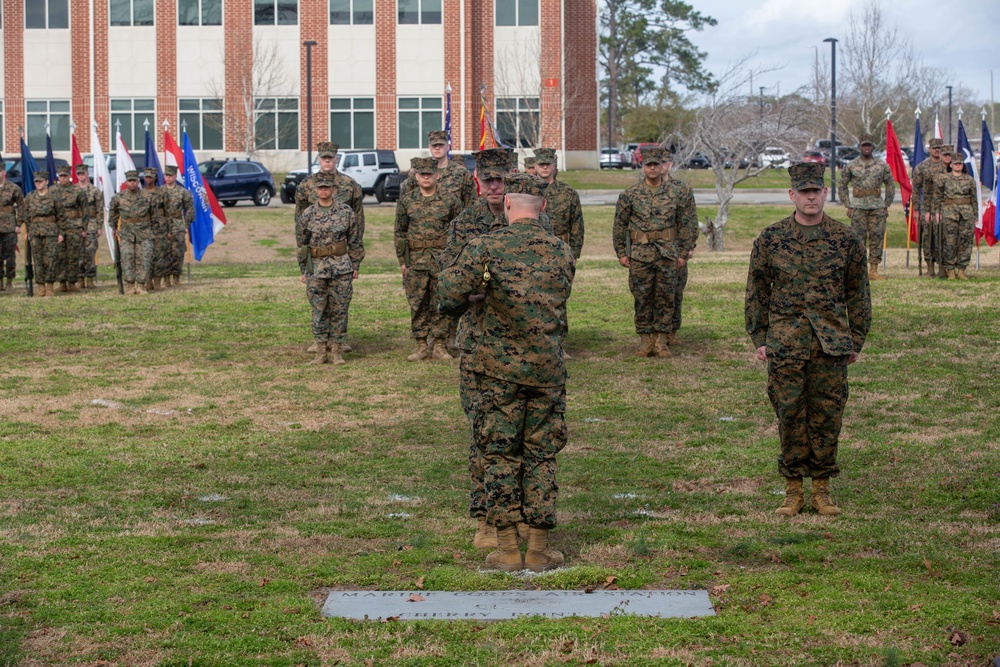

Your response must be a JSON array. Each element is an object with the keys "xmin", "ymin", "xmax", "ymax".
[
  {"xmin": 788, "ymin": 162, "xmax": 826, "ymax": 190},
  {"xmin": 859, "ymin": 133, "xmax": 876, "ymax": 146},
  {"xmin": 411, "ymin": 157, "xmax": 437, "ymax": 174},
  {"xmin": 144, "ymin": 167, "xmax": 158, "ymax": 178},
  {"xmin": 75, "ymin": 163, "xmax": 89, "ymax": 174},
  {"xmin": 534, "ymin": 148, "xmax": 557, "ymax": 165},
  {"xmin": 33, "ymin": 171, "xmax": 49, "ymax": 182},
  {"xmin": 504, "ymin": 173, "xmax": 547, "ymax": 197},
  {"xmin": 56, "ymin": 165, "xmax": 72, "ymax": 176},
  {"xmin": 474, "ymin": 148, "xmax": 510, "ymax": 178},
  {"xmin": 641, "ymin": 146, "xmax": 668, "ymax": 164},
  {"xmin": 164, "ymin": 165, "xmax": 178, "ymax": 176},
  {"xmin": 939, "ymin": 144, "xmax": 955, "ymax": 156},
  {"xmin": 314, "ymin": 171, "xmax": 336, "ymax": 186},
  {"xmin": 523, "ymin": 156, "xmax": 536, "ymax": 169},
  {"xmin": 125, "ymin": 170, "xmax": 140, "ymax": 181},
  {"xmin": 928, "ymin": 137, "xmax": 943, "ymax": 149},
  {"xmin": 317, "ymin": 142, "xmax": 339, "ymax": 158},
  {"xmin": 427, "ymin": 130, "xmax": 449, "ymax": 146}
]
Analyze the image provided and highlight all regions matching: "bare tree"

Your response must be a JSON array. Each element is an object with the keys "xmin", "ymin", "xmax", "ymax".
[
  {"xmin": 687, "ymin": 58, "xmax": 813, "ymax": 251},
  {"xmin": 494, "ymin": 42, "xmax": 543, "ymax": 151}
]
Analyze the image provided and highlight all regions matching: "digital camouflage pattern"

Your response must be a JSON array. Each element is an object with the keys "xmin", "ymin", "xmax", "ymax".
[
  {"xmin": 544, "ymin": 179, "xmax": 585, "ymax": 259},
  {"xmin": 144, "ymin": 184, "xmax": 172, "ymax": 279},
  {"xmin": 0, "ymin": 181, "xmax": 24, "ymax": 280},
  {"xmin": 109, "ymin": 188, "xmax": 160, "ymax": 285},
  {"xmin": 746, "ymin": 213, "xmax": 871, "ymax": 480},
  {"xmin": 295, "ymin": 171, "xmax": 365, "ymax": 239},
  {"xmin": 911, "ymin": 157, "xmax": 947, "ymax": 262},
  {"xmin": 403, "ymin": 160, "xmax": 476, "ymax": 209},
  {"xmin": 670, "ymin": 261, "xmax": 688, "ymax": 335},
  {"xmin": 613, "ymin": 177, "xmax": 698, "ymax": 333},
  {"xmin": 930, "ymin": 170, "xmax": 978, "ymax": 270},
  {"xmin": 394, "ymin": 186, "xmax": 464, "ymax": 339},
  {"xmin": 20, "ymin": 189, "xmax": 66, "ymax": 285},
  {"xmin": 438, "ymin": 217, "xmax": 574, "ymax": 529},
  {"xmin": 78, "ymin": 181, "xmax": 104, "ymax": 279},
  {"xmin": 460, "ymin": 364, "xmax": 488, "ymax": 519},
  {"xmin": 839, "ymin": 155, "xmax": 894, "ymax": 210},
  {"xmin": 161, "ymin": 185, "xmax": 195, "ymax": 277},
  {"xmin": 52, "ymin": 182, "xmax": 91, "ymax": 284}
]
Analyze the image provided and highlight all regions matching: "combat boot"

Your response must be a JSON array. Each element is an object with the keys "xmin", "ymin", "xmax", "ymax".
[
  {"xmin": 146, "ymin": 280, "xmax": 155, "ymax": 291},
  {"xmin": 328, "ymin": 342, "xmax": 346, "ymax": 365},
  {"xmin": 810, "ymin": 478, "xmax": 841, "ymax": 516},
  {"xmin": 948, "ymin": 269, "xmax": 957, "ymax": 279},
  {"xmin": 76, "ymin": 279, "xmax": 86, "ymax": 289},
  {"xmin": 67, "ymin": 281, "xmax": 80, "ymax": 292},
  {"xmin": 485, "ymin": 526, "xmax": 523, "ymax": 572},
  {"xmin": 524, "ymin": 527, "xmax": 564, "ymax": 572},
  {"xmin": 663, "ymin": 332, "xmax": 681, "ymax": 346},
  {"xmin": 43, "ymin": 282, "xmax": 56, "ymax": 297},
  {"xmin": 124, "ymin": 282, "xmax": 135, "ymax": 295},
  {"xmin": 407, "ymin": 338, "xmax": 430, "ymax": 362},
  {"xmin": 869, "ymin": 263, "xmax": 887, "ymax": 281},
  {"xmin": 135, "ymin": 283, "xmax": 148, "ymax": 295},
  {"xmin": 4, "ymin": 278, "xmax": 10, "ymax": 291},
  {"xmin": 957, "ymin": 268, "xmax": 969, "ymax": 280},
  {"xmin": 87, "ymin": 277, "xmax": 96, "ymax": 288},
  {"xmin": 774, "ymin": 477, "xmax": 805, "ymax": 516},
  {"xmin": 939, "ymin": 265, "xmax": 949, "ymax": 279},
  {"xmin": 925, "ymin": 261, "xmax": 935, "ymax": 278},
  {"xmin": 515, "ymin": 522, "xmax": 530, "ymax": 544},
  {"xmin": 655, "ymin": 333, "xmax": 673, "ymax": 358},
  {"xmin": 57, "ymin": 281, "xmax": 69, "ymax": 293},
  {"xmin": 307, "ymin": 340, "xmax": 321, "ymax": 353},
  {"xmin": 430, "ymin": 339, "xmax": 453, "ymax": 361},
  {"xmin": 341, "ymin": 342, "xmax": 353, "ymax": 353},
  {"xmin": 634, "ymin": 334, "xmax": 656, "ymax": 357},
  {"xmin": 472, "ymin": 518, "xmax": 498, "ymax": 549},
  {"xmin": 308, "ymin": 340, "xmax": 329, "ymax": 365},
  {"xmin": 173, "ymin": 275, "xmax": 182, "ymax": 286}
]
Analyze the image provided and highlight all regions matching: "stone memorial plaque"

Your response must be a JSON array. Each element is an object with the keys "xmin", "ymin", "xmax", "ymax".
[{"xmin": 321, "ymin": 589, "xmax": 715, "ymax": 620}]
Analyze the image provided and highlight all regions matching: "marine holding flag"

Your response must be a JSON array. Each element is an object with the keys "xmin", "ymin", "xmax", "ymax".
[{"xmin": 930, "ymin": 147, "xmax": 977, "ymax": 280}]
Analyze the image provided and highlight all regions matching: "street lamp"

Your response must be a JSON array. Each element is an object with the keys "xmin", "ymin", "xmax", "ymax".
[
  {"xmin": 304, "ymin": 40, "xmax": 318, "ymax": 172},
  {"xmin": 824, "ymin": 37, "xmax": 838, "ymax": 203},
  {"xmin": 946, "ymin": 85, "xmax": 953, "ymax": 145}
]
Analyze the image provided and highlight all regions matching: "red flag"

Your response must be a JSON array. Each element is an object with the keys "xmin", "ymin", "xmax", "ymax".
[
  {"xmin": 163, "ymin": 130, "xmax": 186, "ymax": 183},
  {"xmin": 70, "ymin": 133, "xmax": 84, "ymax": 184},
  {"xmin": 979, "ymin": 198, "xmax": 998, "ymax": 247},
  {"xmin": 885, "ymin": 120, "xmax": 915, "ymax": 240}
]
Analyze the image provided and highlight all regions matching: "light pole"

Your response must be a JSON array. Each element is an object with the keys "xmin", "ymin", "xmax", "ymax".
[
  {"xmin": 946, "ymin": 85, "xmax": 953, "ymax": 145},
  {"xmin": 824, "ymin": 37, "xmax": 838, "ymax": 202},
  {"xmin": 304, "ymin": 40, "xmax": 318, "ymax": 172}
]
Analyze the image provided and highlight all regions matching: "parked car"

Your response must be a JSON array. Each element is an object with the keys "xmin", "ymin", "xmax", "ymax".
[
  {"xmin": 4, "ymin": 156, "xmax": 71, "ymax": 190},
  {"xmin": 801, "ymin": 150, "xmax": 828, "ymax": 165},
  {"xmin": 280, "ymin": 149, "xmax": 400, "ymax": 204},
  {"xmin": 599, "ymin": 147, "xmax": 626, "ymax": 169},
  {"xmin": 758, "ymin": 147, "xmax": 791, "ymax": 169},
  {"xmin": 683, "ymin": 152, "xmax": 712, "ymax": 169},
  {"xmin": 632, "ymin": 142, "xmax": 663, "ymax": 167},
  {"xmin": 199, "ymin": 159, "xmax": 276, "ymax": 207},
  {"xmin": 623, "ymin": 142, "xmax": 640, "ymax": 168},
  {"xmin": 836, "ymin": 147, "xmax": 861, "ymax": 168}
]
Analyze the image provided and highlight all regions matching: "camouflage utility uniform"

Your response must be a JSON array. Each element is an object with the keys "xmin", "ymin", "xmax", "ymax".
[
  {"xmin": 296, "ymin": 199, "xmax": 364, "ymax": 347},
  {"xmin": 544, "ymin": 179, "xmax": 585, "ymax": 259},
  {"xmin": 839, "ymin": 153, "xmax": 894, "ymax": 264},
  {"xmin": 20, "ymin": 187, "xmax": 66, "ymax": 287},
  {"xmin": 404, "ymin": 159, "xmax": 476, "ymax": 208},
  {"xmin": 746, "ymin": 213, "xmax": 871, "ymax": 481},
  {"xmin": 51, "ymin": 180, "xmax": 90, "ymax": 287},
  {"xmin": 931, "ymin": 168, "xmax": 978, "ymax": 273},
  {"xmin": 295, "ymin": 171, "xmax": 365, "ymax": 238},
  {"xmin": 161, "ymin": 184, "xmax": 195, "ymax": 279},
  {"xmin": 144, "ymin": 175, "xmax": 171, "ymax": 283},
  {"xmin": 0, "ymin": 180, "xmax": 24, "ymax": 286},
  {"xmin": 911, "ymin": 145, "xmax": 946, "ymax": 267},
  {"xmin": 109, "ymin": 186, "xmax": 160, "ymax": 286},
  {"xmin": 77, "ymin": 174, "xmax": 104, "ymax": 282}
]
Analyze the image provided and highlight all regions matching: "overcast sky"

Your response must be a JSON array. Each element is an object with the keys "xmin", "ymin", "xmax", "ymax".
[{"xmin": 687, "ymin": 0, "xmax": 1000, "ymax": 110}]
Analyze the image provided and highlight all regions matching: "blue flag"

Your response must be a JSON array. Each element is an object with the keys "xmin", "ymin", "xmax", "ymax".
[
  {"xmin": 45, "ymin": 133, "xmax": 57, "ymax": 185},
  {"xmin": 912, "ymin": 118, "xmax": 925, "ymax": 170},
  {"xmin": 445, "ymin": 85, "xmax": 452, "ymax": 159},
  {"xmin": 144, "ymin": 130, "xmax": 164, "ymax": 186},
  {"xmin": 956, "ymin": 120, "xmax": 976, "ymax": 176},
  {"xmin": 980, "ymin": 119, "xmax": 995, "ymax": 191},
  {"xmin": 19, "ymin": 138, "xmax": 38, "ymax": 196},
  {"xmin": 182, "ymin": 132, "xmax": 215, "ymax": 261}
]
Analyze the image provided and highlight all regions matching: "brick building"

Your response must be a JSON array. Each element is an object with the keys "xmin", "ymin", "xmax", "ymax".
[{"xmin": 0, "ymin": 0, "xmax": 599, "ymax": 171}]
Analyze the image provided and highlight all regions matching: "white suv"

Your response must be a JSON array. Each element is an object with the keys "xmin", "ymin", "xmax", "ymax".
[{"xmin": 758, "ymin": 147, "xmax": 791, "ymax": 169}]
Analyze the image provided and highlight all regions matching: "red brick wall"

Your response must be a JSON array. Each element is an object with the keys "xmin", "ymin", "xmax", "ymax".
[
  {"xmin": 69, "ymin": 0, "xmax": 91, "ymax": 151},
  {"xmin": 539, "ymin": 0, "xmax": 561, "ymax": 148},
  {"xmin": 470, "ymin": 0, "xmax": 494, "ymax": 150},
  {"xmin": 224, "ymin": 0, "xmax": 252, "ymax": 152},
  {"xmin": 299, "ymin": 0, "xmax": 329, "ymax": 151},
  {"xmin": 563, "ymin": 0, "xmax": 597, "ymax": 151},
  {"xmin": 375, "ymin": 0, "xmax": 396, "ymax": 148},
  {"xmin": 443, "ymin": 0, "xmax": 462, "ymax": 150},
  {"xmin": 94, "ymin": 0, "xmax": 110, "ymax": 146},
  {"xmin": 3, "ymin": 0, "xmax": 24, "ymax": 152},
  {"xmin": 156, "ymin": 0, "xmax": 178, "ymax": 148}
]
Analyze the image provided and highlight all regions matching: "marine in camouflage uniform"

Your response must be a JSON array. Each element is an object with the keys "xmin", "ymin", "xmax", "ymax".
[
  {"xmin": 395, "ymin": 157, "xmax": 464, "ymax": 361},
  {"xmin": 930, "ymin": 149, "xmax": 978, "ymax": 280},
  {"xmin": 295, "ymin": 142, "xmax": 365, "ymax": 236},
  {"xmin": 613, "ymin": 147, "xmax": 697, "ymax": 357},
  {"xmin": 401, "ymin": 131, "xmax": 476, "ymax": 209},
  {"xmin": 76, "ymin": 165, "xmax": 104, "ymax": 288},
  {"xmin": 296, "ymin": 171, "xmax": 364, "ymax": 365},
  {"xmin": 109, "ymin": 170, "xmax": 160, "ymax": 294},
  {"xmin": 160, "ymin": 166, "xmax": 195, "ymax": 285},
  {"xmin": 746, "ymin": 162, "xmax": 871, "ymax": 517},
  {"xmin": 19, "ymin": 172, "xmax": 66, "ymax": 297},
  {"xmin": 51, "ymin": 165, "xmax": 90, "ymax": 292},
  {"xmin": 438, "ymin": 173, "xmax": 575, "ymax": 572},
  {"xmin": 524, "ymin": 156, "xmax": 536, "ymax": 176},
  {"xmin": 838, "ymin": 133, "xmax": 894, "ymax": 280},
  {"xmin": 534, "ymin": 148, "xmax": 584, "ymax": 259},
  {"xmin": 0, "ymin": 162, "xmax": 24, "ymax": 291},
  {"xmin": 911, "ymin": 137, "xmax": 947, "ymax": 276},
  {"xmin": 144, "ymin": 168, "xmax": 170, "ymax": 289}
]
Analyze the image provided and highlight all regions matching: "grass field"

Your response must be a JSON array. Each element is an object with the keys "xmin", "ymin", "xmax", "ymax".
[{"xmin": 1, "ymin": 202, "xmax": 999, "ymax": 666}]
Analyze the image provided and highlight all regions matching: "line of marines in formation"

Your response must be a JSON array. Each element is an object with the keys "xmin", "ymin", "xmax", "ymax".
[{"xmin": 0, "ymin": 161, "xmax": 194, "ymax": 297}]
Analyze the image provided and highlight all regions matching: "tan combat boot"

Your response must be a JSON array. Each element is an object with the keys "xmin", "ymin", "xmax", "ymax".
[
  {"xmin": 524, "ymin": 527, "xmax": 564, "ymax": 572},
  {"xmin": 939, "ymin": 265, "xmax": 949, "ymax": 279},
  {"xmin": 4, "ymin": 277, "xmax": 11, "ymax": 291},
  {"xmin": 655, "ymin": 333, "xmax": 673, "ymax": 358},
  {"xmin": 472, "ymin": 518, "xmax": 498, "ymax": 549},
  {"xmin": 124, "ymin": 282, "xmax": 134, "ymax": 295},
  {"xmin": 306, "ymin": 340, "xmax": 321, "ymax": 353},
  {"xmin": 634, "ymin": 334, "xmax": 656, "ymax": 357},
  {"xmin": 515, "ymin": 522, "xmax": 529, "ymax": 544},
  {"xmin": 663, "ymin": 332, "xmax": 681, "ymax": 346},
  {"xmin": 87, "ymin": 277, "xmax": 96, "ymax": 288},
  {"xmin": 430, "ymin": 339, "xmax": 453, "ymax": 361},
  {"xmin": 136, "ymin": 282, "xmax": 148, "ymax": 295},
  {"xmin": 869, "ymin": 263, "xmax": 887, "ymax": 281},
  {"xmin": 774, "ymin": 477, "xmax": 805, "ymax": 516},
  {"xmin": 949, "ymin": 269, "xmax": 957, "ymax": 280},
  {"xmin": 57, "ymin": 281, "xmax": 69, "ymax": 293},
  {"xmin": 308, "ymin": 340, "xmax": 329, "ymax": 365},
  {"xmin": 76, "ymin": 279, "xmax": 86, "ymax": 289},
  {"xmin": 485, "ymin": 526, "xmax": 523, "ymax": 572},
  {"xmin": 147, "ymin": 279, "xmax": 156, "ymax": 291},
  {"xmin": 44, "ymin": 282, "xmax": 56, "ymax": 297},
  {"xmin": 341, "ymin": 342, "xmax": 353, "ymax": 353},
  {"xmin": 67, "ymin": 281, "xmax": 80, "ymax": 292},
  {"xmin": 957, "ymin": 268, "xmax": 969, "ymax": 280},
  {"xmin": 407, "ymin": 338, "xmax": 430, "ymax": 362},
  {"xmin": 925, "ymin": 261, "xmax": 935, "ymax": 278},
  {"xmin": 810, "ymin": 478, "xmax": 841, "ymax": 516},
  {"xmin": 328, "ymin": 342, "xmax": 346, "ymax": 365}
]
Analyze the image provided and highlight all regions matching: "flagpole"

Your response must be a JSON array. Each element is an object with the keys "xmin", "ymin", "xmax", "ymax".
[{"xmin": 883, "ymin": 108, "xmax": 890, "ymax": 272}]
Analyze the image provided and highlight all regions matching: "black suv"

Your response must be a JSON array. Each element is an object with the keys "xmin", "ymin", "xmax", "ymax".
[
  {"xmin": 199, "ymin": 159, "xmax": 276, "ymax": 207},
  {"xmin": 4, "ymin": 156, "xmax": 71, "ymax": 190}
]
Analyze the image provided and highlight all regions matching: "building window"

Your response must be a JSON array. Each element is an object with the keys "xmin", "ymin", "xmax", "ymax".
[
  {"xmin": 25, "ymin": 0, "xmax": 69, "ymax": 28},
  {"xmin": 330, "ymin": 0, "xmax": 373, "ymax": 24},
  {"xmin": 254, "ymin": 0, "xmax": 298, "ymax": 25},
  {"xmin": 26, "ymin": 101, "xmax": 71, "ymax": 151},
  {"xmin": 110, "ymin": 0, "xmax": 155, "ymax": 26},
  {"xmin": 179, "ymin": 0, "xmax": 222, "ymax": 25},
  {"xmin": 495, "ymin": 0, "xmax": 538, "ymax": 26},
  {"xmin": 179, "ymin": 99, "xmax": 224, "ymax": 150},
  {"xmin": 110, "ymin": 99, "xmax": 156, "ymax": 150},
  {"xmin": 398, "ymin": 97, "xmax": 441, "ymax": 149},
  {"xmin": 329, "ymin": 98, "xmax": 375, "ymax": 149},
  {"xmin": 255, "ymin": 98, "xmax": 299, "ymax": 150},
  {"xmin": 496, "ymin": 97, "xmax": 540, "ymax": 148},
  {"xmin": 397, "ymin": 0, "xmax": 440, "ymax": 25}
]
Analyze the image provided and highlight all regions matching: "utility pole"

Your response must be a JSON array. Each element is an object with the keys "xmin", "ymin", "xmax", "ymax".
[{"xmin": 824, "ymin": 37, "xmax": 838, "ymax": 203}]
